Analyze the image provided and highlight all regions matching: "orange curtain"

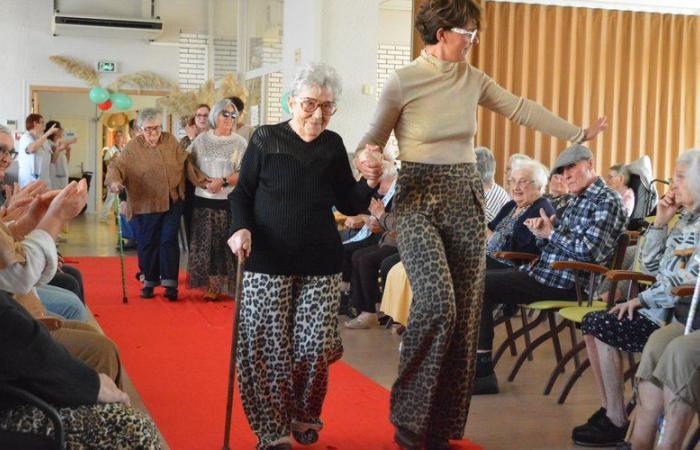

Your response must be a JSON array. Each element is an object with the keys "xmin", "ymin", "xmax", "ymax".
[{"xmin": 412, "ymin": 1, "xmax": 700, "ymax": 186}]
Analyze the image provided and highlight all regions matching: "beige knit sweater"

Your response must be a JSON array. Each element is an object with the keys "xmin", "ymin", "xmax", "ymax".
[
  {"xmin": 358, "ymin": 50, "xmax": 585, "ymax": 164},
  {"xmin": 106, "ymin": 133, "xmax": 208, "ymax": 218}
]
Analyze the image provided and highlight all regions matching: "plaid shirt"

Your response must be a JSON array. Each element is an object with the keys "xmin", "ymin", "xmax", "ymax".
[{"xmin": 524, "ymin": 177, "xmax": 627, "ymax": 289}]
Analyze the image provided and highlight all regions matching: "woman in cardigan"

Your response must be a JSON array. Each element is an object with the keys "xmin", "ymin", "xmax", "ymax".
[
  {"xmin": 187, "ymin": 99, "xmax": 247, "ymax": 300},
  {"xmin": 486, "ymin": 160, "xmax": 554, "ymax": 269},
  {"xmin": 356, "ymin": 1, "xmax": 607, "ymax": 448},
  {"xmin": 227, "ymin": 63, "xmax": 383, "ymax": 450},
  {"xmin": 106, "ymin": 108, "xmax": 209, "ymax": 302}
]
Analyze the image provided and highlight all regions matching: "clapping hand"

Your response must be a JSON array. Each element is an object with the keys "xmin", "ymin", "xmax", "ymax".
[
  {"xmin": 4, "ymin": 181, "xmax": 48, "ymax": 209},
  {"xmin": 368, "ymin": 198, "xmax": 385, "ymax": 219},
  {"xmin": 43, "ymin": 123, "xmax": 59, "ymax": 139},
  {"xmin": 524, "ymin": 208, "xmax": 556, "ymax": 240}
]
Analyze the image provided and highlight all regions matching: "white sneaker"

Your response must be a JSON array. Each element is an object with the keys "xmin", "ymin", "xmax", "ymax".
[{"xmin": 344, "ymin": 312, "xmax": 379, "ymax": 329}]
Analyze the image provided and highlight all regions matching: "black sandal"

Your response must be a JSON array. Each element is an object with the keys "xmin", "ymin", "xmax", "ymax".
[{"xmin": 292, "ymin": 429, "xmax": 319, "ymax": 445}]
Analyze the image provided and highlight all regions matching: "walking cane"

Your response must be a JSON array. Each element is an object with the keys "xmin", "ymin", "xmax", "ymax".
[
  {"xmin": 223, "ymin": 253, "xmax": 246, "ymax": 450},
  {"xmin": 114, "ymin": 193, "xmax": 128, "ymax": 304}
]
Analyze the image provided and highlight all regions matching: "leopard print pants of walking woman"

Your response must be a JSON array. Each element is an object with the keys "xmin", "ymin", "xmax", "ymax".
[
  {"xmin": 391, "ymin": 162, "xmax": 486, "ymax": 441},
  {"xmin": 236, "ymin": 272, "xmax": 344, "ymax": 450}
]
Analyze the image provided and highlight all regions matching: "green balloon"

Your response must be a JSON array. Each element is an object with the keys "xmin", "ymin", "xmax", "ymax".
[
  {"xmin": 111, "ymin": 92, "xmax": 133, "ymax": 111},
  {"xmin": 89, "ymin": 86, "xmax": 110, "ymax": 104},
  {"xmin": 281, "ymin": 91, "xmax": 291, "ymax": 114}
]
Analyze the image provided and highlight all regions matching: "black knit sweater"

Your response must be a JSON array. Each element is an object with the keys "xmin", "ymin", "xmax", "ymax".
[{"xmin": 229, "ymin": 122, "xmax": 377, "ymax": 276}]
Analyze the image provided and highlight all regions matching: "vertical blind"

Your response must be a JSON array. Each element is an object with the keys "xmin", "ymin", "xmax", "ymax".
[{"xmin": 412, "ymin": 1, "xmax": 700, "ymax": 186}]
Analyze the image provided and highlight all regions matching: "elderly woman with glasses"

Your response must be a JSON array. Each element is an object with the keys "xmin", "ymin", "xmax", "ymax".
[
  {"xmin": 106, "ymin": 108, "xmax": 208, "ymax": 302},
  {"xmin": 486, "ymin": 160, "xmax": 554, "ymax": 270},
  {"xmin": 186, "ymin": 99, "xmax": 247, "ymax": 300},
  {"xmin": 227, "ymin": 63, "xmax": 383, "ymax": 450},
  {"xmin": 356, "ymin": 0, "xmax": 608, "ymax": 448}
]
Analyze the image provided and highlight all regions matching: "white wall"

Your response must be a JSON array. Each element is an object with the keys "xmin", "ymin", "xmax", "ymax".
[
  {"xmin": 0, "ymin": 0, "xmax": 241, "ymax": 127},
  {"xmin": 320, "ymin": 0, "xmax": 379, "ymax": 150},
  {"xmin": 378, "ymin": 8, "xmax": 412, "ymax": 46}
]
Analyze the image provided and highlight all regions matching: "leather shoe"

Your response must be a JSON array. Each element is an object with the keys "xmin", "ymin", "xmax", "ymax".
[
  {"xmin": 292, "ymin": 429, "xmax": 319, "ymax": 445},
  {"xmin": 426, "ymin": 436, "xmax": 451, "ymax": 450},
  {"xmin": 473, "ymin": 372, "xmax": 499, "ymax": 395},
  {"xmin": 164, "ymin": 287, "xmax": 178, "ymax": 302},
  {"xmin": 140, "ymin": 287, "xmax": 154, "ymax": 299}
]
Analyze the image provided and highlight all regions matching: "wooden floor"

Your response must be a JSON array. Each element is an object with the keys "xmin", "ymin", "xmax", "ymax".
[{"xmin": 63, "ymin": 213, "xmax": 627, "ymax": 450}]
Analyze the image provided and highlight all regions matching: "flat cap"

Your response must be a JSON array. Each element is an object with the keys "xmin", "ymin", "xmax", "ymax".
[{"xmin": 552, "ymin": 144, "xmax": 593, "ymax": 174}]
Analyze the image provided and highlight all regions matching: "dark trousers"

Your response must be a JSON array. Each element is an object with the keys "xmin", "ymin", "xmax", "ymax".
[
  {"xmin": 132, "ymin": 201, "xmax": 183, "ymax": 288},
  {"xmin": 478, "ymin": 268, "xmax": 577, "ymax": 350},
  {"xmin": 350, "ymin": 245, "xmax": 399, "ymax": 313},
  {"xmin": 50, "ymin": 265, "xmax": 85, "ymax": 303},
  {"xmin": 380, "ymin": 252, "xmax": 401, "ymax": 292},
  {"xmin": 341, "ymin": 234, "xmax": 381, "ymax": 283}
]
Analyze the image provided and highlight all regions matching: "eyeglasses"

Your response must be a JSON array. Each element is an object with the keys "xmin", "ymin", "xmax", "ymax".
[
  {"xmin": 0, "ymin": 146, "xmax": 17, "ymax": 160},
  {"xmin": 450, "ymin": 27, "xmax": 479, "ymax": 43},
  {"xmin": 298, "ymin": 98, "xmax": 338, "ymax": 116},
  {"xmin": 508, "ymin": 179, "xmax": 535, "ymax": 188},
  {"xmin": 142, "ymin": 125, "xmax": 162, "ymax": 134},
  {"xmin": 220, "ymin": 111, "xmax": 239, "ymax": 119}
]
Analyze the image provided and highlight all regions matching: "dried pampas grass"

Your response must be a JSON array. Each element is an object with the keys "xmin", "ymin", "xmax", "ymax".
[
  {"xmin": 158, "ymin": 72, "xmax": 248, "ymax": 119},
  {"xmin": 49, "ymin": 55, "xmax": 100, "ymax": 87},
  {"xmin": 108, "ymin": 71, "xmax": 176, "ymax": 93}
]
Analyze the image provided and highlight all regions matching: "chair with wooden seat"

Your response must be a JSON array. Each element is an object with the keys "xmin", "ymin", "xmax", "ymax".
[{"xmin": 505, "ymin": 232, "xmax": 631, "ymax": 385}]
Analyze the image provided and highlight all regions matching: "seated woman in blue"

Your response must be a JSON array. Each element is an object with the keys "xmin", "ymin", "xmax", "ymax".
[{"xmin": 486, "ymin": 159, "xmax": 555, "ymax": 270}]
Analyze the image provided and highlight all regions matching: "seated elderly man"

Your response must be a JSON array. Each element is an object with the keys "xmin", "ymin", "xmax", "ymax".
[
  {"xmin": 572, "ymin": 149, "xmax": 700, "ymax": 447},
  {"xmin": 476, "ymin": 147, "xmax": 510, "ymax": 223},
  {"xmin": 621, "ymin": 323, "xmax": 700, "ymax": 450},
  {"xmin": 486, "ymin": 159, "xmax": 554, "ymax": 270},
  {"xmin": 475, "ymin": 145, "xmax": 627, "ymax": 394}
]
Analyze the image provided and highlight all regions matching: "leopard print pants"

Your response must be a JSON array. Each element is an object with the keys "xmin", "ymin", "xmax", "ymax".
[
  {"xmin": 0, "ymin": 403, "xmax": 161, "ymax": 449},
  {"xmin": 390, "ymin": 161, "xmax": 486, "ymax": 440},
  {"xmin": 236, "ymin": 272, "xmax": 343, "ymax": 450}
]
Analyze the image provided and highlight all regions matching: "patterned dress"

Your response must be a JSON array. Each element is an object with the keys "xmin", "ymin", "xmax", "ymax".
[{"xmin": 186, "ymin": 130, "xmax": 247, "ymax": 294}]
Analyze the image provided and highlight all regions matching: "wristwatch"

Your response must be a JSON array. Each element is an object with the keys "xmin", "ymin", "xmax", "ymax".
[{"xmin": 222, "ymin": 178, "xmax": 229, "ymax": 188}]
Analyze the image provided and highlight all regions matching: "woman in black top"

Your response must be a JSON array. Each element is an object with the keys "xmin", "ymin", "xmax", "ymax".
[
  {"xmin": 228, "ymin": 63, "xmax": 383, "ymax": 450},
  {"xmin": 0, "ymin": 291, "xmax": 159, "ymax": 448}
]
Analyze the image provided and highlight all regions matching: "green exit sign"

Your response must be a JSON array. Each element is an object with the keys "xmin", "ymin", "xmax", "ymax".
[{"xmin": 97, "ymin": 60, "xmax": 118, "ymax": 73}]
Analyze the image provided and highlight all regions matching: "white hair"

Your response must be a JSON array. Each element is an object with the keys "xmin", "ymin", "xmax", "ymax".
[
  {"xmin": 509, "ymin": 153, "xmax": 532, "ymax": 170},
  {"xmin": 512, "ymin": 159, "xmax": 549, "ymax": 194},
  {"xmin": 678, "ymin": 148, "xmax": 700, "ymax": 212},
  {"xmin": 0, "ymin": 124, "xmax": 10, "ymax": 136},
  {"xmin": 208, "ymin": 98, "xmax": 238, "ymax": 129},
  {"xmin": 137, "ymin": 108, "xmax": 162, "ymax": 127},
  {"xmin": 289, "ymin": 63, "xmax": 343, "ymax": 100},
  {"xmin": 475, "ymin": 147, "xmax": 496, "ymax": 184}
]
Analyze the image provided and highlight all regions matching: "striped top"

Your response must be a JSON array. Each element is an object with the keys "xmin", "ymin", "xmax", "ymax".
[
  {"xmin": 485, "ymin": 183, "xmax": 511, "ymax": 223},
  {"xmin": 638, "ymin": 210, "xmax": 700, "ymax": 325}
]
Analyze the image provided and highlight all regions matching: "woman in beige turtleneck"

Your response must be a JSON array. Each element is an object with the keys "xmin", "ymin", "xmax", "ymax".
[{"xmin": 357, "ymin": 1, "xmax": 607, "ymax": 448}]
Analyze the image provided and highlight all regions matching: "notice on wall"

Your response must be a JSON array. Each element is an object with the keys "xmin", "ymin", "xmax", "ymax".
[{"xmin": 250, "ymin": 105, "xmax": 260, "ymax": 127}]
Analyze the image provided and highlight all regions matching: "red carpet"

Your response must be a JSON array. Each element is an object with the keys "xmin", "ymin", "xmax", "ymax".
[{"xmin": 77, "ymin": 256, "xmax": 482, "ymax": 450}]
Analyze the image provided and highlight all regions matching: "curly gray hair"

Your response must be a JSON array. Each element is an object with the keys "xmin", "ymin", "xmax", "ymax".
[
  {"xmin": 208, "ymin": 98, "xmax": 239, "ymax": 129},
  {"xmin": 511, "ymin": 159, "xmax": 550, "ymax": 195},
  {"xmin": 137, "ymin": 108, "xmax": 162, "ymax": 127},
  {"xmin": 289, "ymin": 63, "xmax": 343, "ymax": 100}
]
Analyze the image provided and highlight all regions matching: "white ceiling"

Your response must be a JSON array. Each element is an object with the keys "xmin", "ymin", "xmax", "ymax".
[{"xmin": 379, "ymin": 0, "xmax": 700, "ymax": 15}]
